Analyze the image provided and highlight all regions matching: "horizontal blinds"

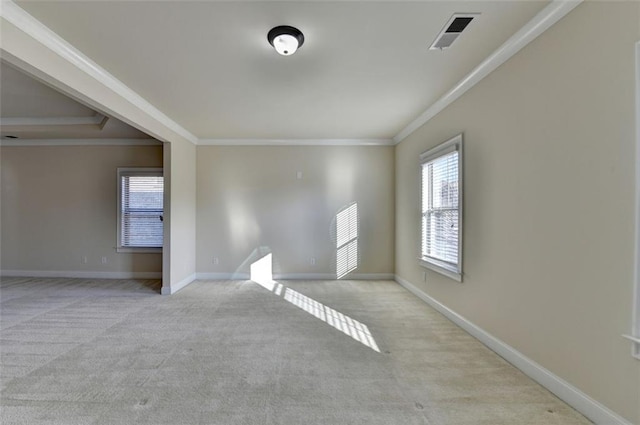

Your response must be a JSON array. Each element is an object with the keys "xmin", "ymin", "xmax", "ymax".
[
  {"xmin": 121, "ymin": 174, "xmax": 163, "ymax": 247},
  {"xmin": 422, "ymin": 150, "xmax": 459, "ymax": 265},
  {"xmin": 337, "ymin": 240, "xmax": 358, "ymax": 279},
  {"xmin": 336, "ymin": 203, "xmax": 358, "ymax": 279},
  {"xmin": 336, "ymin": 203, "xmax": 358, "ymax": 248}
]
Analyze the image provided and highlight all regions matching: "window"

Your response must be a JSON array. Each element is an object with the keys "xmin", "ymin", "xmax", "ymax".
[
  {"xmin": 420, "ymin": 134, "xmax": 463, "ymax": 281},
  {"xmin": 117, "ymin": 168, "xmax": 163, "ymax": 252},
  {"xmin": 336, "ymin": 202, "xmax": 358, "ymax": 279}
]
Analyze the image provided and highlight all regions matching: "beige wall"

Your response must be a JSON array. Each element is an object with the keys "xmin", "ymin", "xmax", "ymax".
[
  {"xmin": 162, "ymin": 140, "xmax": 197, "ymax": 293},
  {"xmin": 395, "ymin": 2, "xmax": 640, "ymax": 423},
  {"xmin": 0, "ymin": 144, "xmax": 163, "ymax": 276},
  {"xmin": 197, "ymin": 145, "xmax": 394, "ymax": 278}
]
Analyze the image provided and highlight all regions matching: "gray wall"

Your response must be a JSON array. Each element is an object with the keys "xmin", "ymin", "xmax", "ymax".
[
  {"xmin": 1, "ymin": 144, "xmax": 163, "ymax": 276},
  {"xmin": 395, "ymin": 2, "xmax": 639, "ymax": 423},
  {"xmin": 196, "ymin": 145, "xmax": 394, "ymax": 278}
]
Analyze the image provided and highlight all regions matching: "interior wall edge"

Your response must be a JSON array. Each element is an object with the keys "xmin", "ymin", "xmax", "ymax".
[{"xmin": 161, "ymin": 272, "xmax": 196, "ymax": 295}]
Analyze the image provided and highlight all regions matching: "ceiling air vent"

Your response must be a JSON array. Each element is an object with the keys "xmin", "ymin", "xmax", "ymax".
[{"xmin": 430, "ymin": 13, "xmax": 479, "ymax": 50}]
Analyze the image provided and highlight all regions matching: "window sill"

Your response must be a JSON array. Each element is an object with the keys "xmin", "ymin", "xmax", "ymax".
[
  {"xmin": 622, "ymin": 335, "xmax": 640, "ymax": 360},
  {"xmin": 419, "ymin": 257, "xmax": 462, "ymax": 282},
  {"xmin": 116, "ymin": 247, "xmax": 162, "ymax": 254}
]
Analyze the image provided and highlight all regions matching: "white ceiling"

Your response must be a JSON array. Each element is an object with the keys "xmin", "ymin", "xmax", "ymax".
[
  {"xmin": 2, "ymin": 62, "xmax": 95, "ymax": 118},
  {"xmin": 0, "ymin": 61, "xmax": 154, "ymax": 140},
  {"xmin": 5, "ymin": 1, "xmax": 551, "ymax": 142}
]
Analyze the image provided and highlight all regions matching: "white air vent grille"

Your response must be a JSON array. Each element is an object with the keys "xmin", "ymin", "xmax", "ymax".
[{"xmin": 430, "ymin": 13, "xmax": 479, "ymax": 50}]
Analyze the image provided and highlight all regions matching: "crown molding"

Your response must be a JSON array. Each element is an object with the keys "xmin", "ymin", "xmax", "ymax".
[
  {"xmin": 1, "ymin": 0, "xmax": 582, "ymax": 147},
  {"xmin": 0, "ymin": 138, "xmax": 161, "ymax": 147},
  {"xmin": 0, "ymin": 113, "xmax": 106, "ymax": 127},
  {"xmin": 0, "ymin": 0, "xmax": 198, "ymax": 145},
  {"xmin": 198, "ymin": 138, "xmax": 394, "ymax": 146},
  {"xmin": 393, "ymin": 0, "xmax": 583, "ymax": 144}
]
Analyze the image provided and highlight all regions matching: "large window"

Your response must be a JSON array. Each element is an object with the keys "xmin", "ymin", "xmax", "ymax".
[
  {"xmin": 420, "ymin": 134, "xmax": 463, "ymax": 281},
  {"xmin": 117, "ymin": 168, "xmax": 164, "ymax": 252}
]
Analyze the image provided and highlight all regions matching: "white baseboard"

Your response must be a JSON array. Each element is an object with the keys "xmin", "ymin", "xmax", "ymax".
[
  {"xmin": 196, "ymin": 272, "xmax": 250, "ymax": 280},
  {"xmin": 346, "ymin": 273, "xmax": 395, "ymax": 280},
  {"xmin": 195, "ymin": 272, "xmax": 395, "ymax": 281},
  {"xmin": 394, "ymin": 275, "xmax": 632, "ymax": 425},
  {"xmin": 0, "ymin": 270, "xmax": 161, "ymax": 279},
  {"xmin": 161, "ymin": 273, "xmax": 196, "ymax": 295}
]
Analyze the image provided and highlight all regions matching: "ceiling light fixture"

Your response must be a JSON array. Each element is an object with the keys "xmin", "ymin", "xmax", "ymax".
[{"xmin": 268, "ymin": 26, "xmax": 304, "ymax": 56}]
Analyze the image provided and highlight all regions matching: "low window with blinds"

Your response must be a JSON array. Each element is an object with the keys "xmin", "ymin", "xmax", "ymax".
[
  {"xmin": 117, "ymin": 168, "xmax": 163, "ymax": 252},
  {"xmin": 420, "ymin": 134, "xmax": 462, "ymax": 281}
]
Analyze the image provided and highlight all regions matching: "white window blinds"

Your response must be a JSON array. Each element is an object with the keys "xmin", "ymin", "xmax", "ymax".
[
  {"xmin": 336, "ymin": 203, "xmax": 358, "ymax": 279},
  {"xmin": 420, "ymin": 135, "xmax": 462, "ymax": 280},
  {"xmin": 119, "ymin": 170, "xmax": 163, "ymax": 249}
]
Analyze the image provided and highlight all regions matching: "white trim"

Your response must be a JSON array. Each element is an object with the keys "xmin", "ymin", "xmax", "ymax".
[
  {"xmin": 0, "ymin": 1, "xmax": 198, "ymax": 145},
  {"xmin": 393, "ymin": 0, "xmax": 582, "ymax": 144},
  {"xmin": 419, "ymin": 136, "xmax": 459, "ymax": 161},
  {"xmin": 117, "ymin": 167, "xmax": 164, "ymax": 252},
  {"xmin": 161, "ymin": 273, "xmax": 196, "ymax": 295},
  {"xmin": 195, "ymin": 272, "xmax": 395, "ymax": 281},
  {"xmin": 196, "ymin": 273, "xmax": 247, "ymax": 280},
  {"xmin": 277, "ymin": 273, "xmax": 335, "ymax": 280},
  {"xmin": 0, "ymin": 114, "xmax": 106, "ymax": 126},
  {"xmin": 420, "ymin": 134, "xmax": 463, "ymax": 281},
  {"xmin": 631, "ymin": 40, "xmax": 640, "ymax": 359},
  {"xmin": 394, "ymin": 275, "xmax": 633, "ymax": 425},
  {"xmin": 198, "ymin": 138, "xmax": 395, "ymax": 146},
  {"xmin": 116, "ymin": 247, "xmax": 162, "ymax": 254},
  {"xmin": 0, "ymin": 270, "xmax": 161, "ymax": 279},
  {"xmin": 419, "ymin": 258, "xmax": 462, "ymax": 283},
  {"xmin": 0, "ymin": 138, "xmax": 161, "ymax": 146},
  {"xmin": 622, "ymin": 334, "xmax": 640, "ymax": 345}
]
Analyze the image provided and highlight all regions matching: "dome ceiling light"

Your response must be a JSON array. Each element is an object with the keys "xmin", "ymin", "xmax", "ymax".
[{"xmin": 267, "ymin": 25, "xmax": 305, "ymax": 56}]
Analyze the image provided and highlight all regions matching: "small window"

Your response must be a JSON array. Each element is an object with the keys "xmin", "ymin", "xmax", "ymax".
[
  {"xmin": 117, "ymin": 168, "xmax": 163, "ymax": 252},
  {"xmin": 420, "ymin": 134, "xmax": 463, "ymax": 281}
]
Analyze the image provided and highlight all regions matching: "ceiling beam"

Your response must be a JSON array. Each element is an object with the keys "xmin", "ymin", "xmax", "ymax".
[{"xmin": 0, "ymin": 0, "xmax": 197, "ymax": 145}]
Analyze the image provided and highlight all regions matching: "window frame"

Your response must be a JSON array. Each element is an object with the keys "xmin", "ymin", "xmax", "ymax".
[
  {"xmin": 626, "ymin": 41, "xmax": 640, "ymax": 359},
  {"xmin": 419, "ymin": 134, "xmax": 463, "ymax": 282},
  {"xmin": 116, "ymin": 167, "xmax": 164, "ymax": 253}
]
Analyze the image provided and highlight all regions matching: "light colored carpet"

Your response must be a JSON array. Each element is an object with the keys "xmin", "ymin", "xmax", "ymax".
[{"xmin": 0, "ymin": 277, "xmax": 592, "ymax": 425}]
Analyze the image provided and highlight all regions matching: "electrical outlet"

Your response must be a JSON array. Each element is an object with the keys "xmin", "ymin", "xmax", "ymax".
[
  {"xmin": 296, "ymin": 171, "xmax": 303, "ymax": 180},
  {"xmin": 101, "ymin": 256, "xmax": 107, "ymax": 265},
  {"xmin": 82, "ymin": 256, "xmax": 88, "ymax": 264},
  {"xmin": 309, "ymin": 257, "xmax": 316, "ymax": 266},
  {"xmin": 213, "ymin": 257, "xmax": 219, "ymax": 265}
]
